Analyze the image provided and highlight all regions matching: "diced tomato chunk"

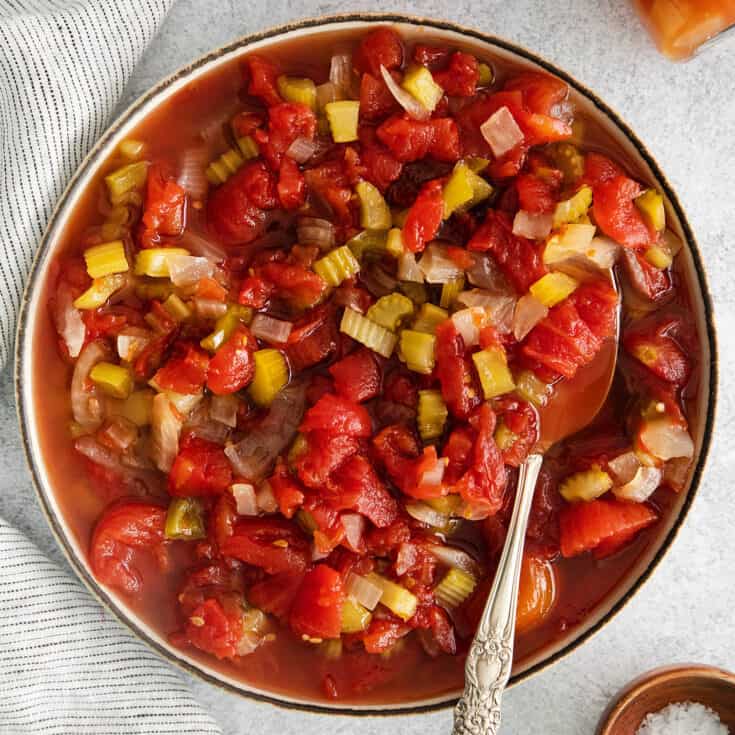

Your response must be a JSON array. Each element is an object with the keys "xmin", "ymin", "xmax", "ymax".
[
  {"xmin": 583, "ymin": 152, "xmax": 624, "ymax": 188},
  {"xmin": 433, "ymin": 52, "xmax": 479, "ymax": 97},
  {"xmin": 435, "ymin": 320, "xmax": 482, "ymax": 419},
  {"xmin": 402, "ymin": 179, "xmax": 444, "ymax": 253},
  {"xmin": 515, "ymin": 173, "xmax": 557, "ymax": 214},
  {"xmin": 353, "ymin": 27, "xmax": 404, "ymax": 78},
  {"xmin": 377, "ymin": 115, "xmax": 435, "ymax": 163},
  {"xmin": 428, "ymin": 118, "xmax": 461, "ymax": 162},
  {"xmin": 278, "ymin": 156, "xmax": 306, "ymax": 210},
  {"xmin": 568, "ymin": 281, "xmax": 619, "ymax": 340},
  {"xmin": 360, "ymin": 72, "xmax": 400, "ymax": 121},
  {"xmin": 286, "ymin": 305, "xmax": 338, "ymax": 370},
  {"xmin": 183, "ymin": 598, "xmax": 243, "ymax": 660},
  {"xmin": 247, "ymin": 572, "xmax": 305, "ymax": 621},
  {"xmin": 289, "ymin": 564, "xmax": 345, "ymax": 639},
  {"xmin": 362, "ymin": 617, "xmax": 411, "ymax": 653},
  {"xmin": 257, "ymin": 102, "xmax": 317, "ymax": 171},
  {"xmin": 269, "ymin": 461, "xmax": 305, "ymax": 519},
  {"xmin": 223, "ymin": 518, "xmax": 310, "ymax": 574},
  {"xmin": 295, "ymin": 432, "xmax": 360, "ymax": 489},
  {"xmin": 300, "ymin": 393, "xmax": 373, "ymax": 437},
  {"xmin": 383, "ymin": 372, "xmax": 418, "ymax": 408},
  {"xmin": 152, "ymin": 342, "xmax": 209, "ymax": 395},
  {"xmin": 329, "ymin": 348, "xmax": 381, "ymax": 403},
  {"xmin": 620, "ymin": 249, "xmax": 672, "ymax": 301},
  {"xmin": 168, "ymin": 435, "xmax": 233, "ymax": 497},
  {"xmin": 140, "ymin": 162, "xmax": 187, "ymax": 247},
  {"xmin": 624, "ymin": 321, "xmax": 691, "ymax": 385},
  {"xmin": 358, "ymin": 132, "xmax": 403, "ymax": 191},
  {"xmin": 559, "ymin": 498, "xmax": 657, "ymax": 558},
  {"xmin": 593, "ymin": 175, "xmax": 652, "ymax": 249},
  {"xmin": 206, "ymin": 326, "xmax": 256, "ymax": 395},
  {"xmin": 494, "ymin": 397, "xmax": 539, "ymax": 467},
  {"xmin": 504, "ymin": 72, "xmax": 569, "ymax": 116},
  {"xmin": 238, "ymin": 275, "xmax": 274, "ymax": 309},
  {"xmin": 412, "ymin": 44, "xmax": 451, "ymax": 70},
  {"xmin": 258, "ymin": 261, "xmax": 328, "ymax": 311},
  {"xmin": 372, "ymin": 424, "xmax": 421, "ymax": 488},
  {"xmin": 243, "ymin": 55, "xmax": 282, "ymax": 106}
]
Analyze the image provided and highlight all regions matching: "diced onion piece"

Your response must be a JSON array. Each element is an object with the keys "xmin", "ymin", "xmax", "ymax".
[
  {"xmin": 418, "ymin": 243, "xmax": 463, "ymax": 284},
  {"xmin": 434, "ymin": 567, "xmax": 477, "ymax": 609},
  {"xmin": 286, "ymin": 136, "xmax": 318, "ymax": 163},
  {"xmin": 466, "ymin": 253, "xmax": 512, "ymax": 293},
  {"xmin": 179, "ymin": 230, "xmax": 227, "ymax": 263},
  {"xmin": 664, "ymin": 456, "xmax": 690, "ymax": 492},
  {"xmin": 451, "ymin": 307, "xmax": 486, "ymax": 347},
  {"xmin": 329, "ymin": 52, "xmax": 353, "ymax": 96},
  {"xmin": 168, "ymin": 254, "xmax": 215, "ymax": 287},
  {"xmin": 360, "ymin": 261, "xmax": 398, "ymax": 298},
  {"xmin": 316, "ymin": 81, "xmax": 339, "ymax": 111},
  {"xmin": 397, "ymin": 252, "xmax": 424, "ymax": 282},
  {"xmin": 512, "ymin": 294, "xmax": 548, "ymax": 341},
  {"xmin": 193, "ymin": 298, "xmax": 228, "ymax": 320},
  {"xmin": 513, "ymin": 210, "xmax": 553, "ymax": 240},
  {"xmin": 416, "ymin": 455, "xmax": 447, "ymax": 488},
  {"xmin": 543, "ymin": 224, "xmax": 602, "ymax": 266},
  {"xmin": 71, "ymin": 341, "xmax": 108, "ymax": 429},
  {"xmin": 480, "ymin": 106, "xmax": 524, "ymax": 158},
  {"xmin": 150, "ymin": 393, "xmax": 183, "ymax": 472},
  {"xmin": 256, "ymin": 480, "xmax": 279, "ymax": 513},
  {"xmin": 429, "ymin": 545, "xmax": 481, "ymax": 577},
  {"xmin": 639, "ymin": 419, "xmax": 694, "ymax": 461},
  {"xmin": 613, "ymin": 466, "xmax": 662, "ymax": 503},
  {"xmin": 53, "ymin": 283, "xmax": 86, "ymax": 358},
  {"xmin": 380, "ymin": 65, "xmax": 431, "ymax": 121},
  {"xmin": 340, "ymin": 308, "xmax": 397, "ymax": 358},
  {"xmin": 346, "ymin": 572, "xmax": 383, "ymax": 611},
  {"xmin": 232, "ymin": 483, "xmax": 258, "ymax": 516},
  {"xmin": 209, "ymin": 394, "xmax": 239, "ymax": 428},
  {"xmin": 177, "ymin": 146, "xmax": 209, "ymax": 201},
  {"xmin": 405, "ymin": 501, "xmax": 448, "ymax": 529},
  {"xmin": 341, "ymin": 513, "xmax": 365, "ymax": 552},
  {"xmin": 456, "ymin": 289, "xmax": 516, "ymax": 335},
  {"xmin": 251, "ymin": 314, "xmax": 293, "ymax": 344},
  {"xmin": 607, "ymin": 451, "xmax": 641, "ymax": 485},
  {"xmin": 98, "ymin": 416, "xmax": 138, "ymax": 452},
  {"xmin": 297, "ymin": 217, "xmax": 335, "ymax": 250}
]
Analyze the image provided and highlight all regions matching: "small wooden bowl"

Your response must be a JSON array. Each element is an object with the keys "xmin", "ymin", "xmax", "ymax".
[{"xmin": 598, "ymin": 664, "xmax": 735, "ymax": 734}]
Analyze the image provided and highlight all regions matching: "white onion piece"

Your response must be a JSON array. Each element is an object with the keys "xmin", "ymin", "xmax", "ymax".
[
  {"xmin": 397, "ymin": 252, "xmax": 424, "ymax": 282},
  {"xmin": 164, "ymin": 390, "xmax": 203, "ymax": 417},
  {"xmin": 251, "ymin": 314, "xmax": 293, "ymax": 344},
  {"xmin": 316, "ymin": 81, "xmax": 339, "ymax": 110},
  {"xmin": 457, "ymin": 289, "xmax": 516, "ymax": 334},
  {"xmin": 330, "ymin": 52, "xmax": 353, "ymax": 96},
  {"xmin": 405, "ymin": 501, "xmax": 449, "ymax": 528},
  {"xmin": 168, "ymin": 254, "xmax": 214, "ymax": 287},
  {"xmin": 639, "ymin": 420, "xmax": 694, "ymax": 461},
  {"xmin": 613, "ymin": 466, "xmax": 662, "ymax": 503},
  {"xmin": 429, "ymin": 544, "xmax": 480, "ymax": 576},
  {"xmin": 74, "ymin": 436, "xmax": 121, "ymax": 470},
  {"xmin": 341, "ymin": 513, "xmax": 365, "ymax": 552},
  {"xmin": 346, "ymin": 572, "xmax": 383, "ymax": 611},
  {"xmin": 194, "ymin": 298, "xmax": 227, "ymax": 320},
  {"xmin": 209, "ymin": 394, "xmax": 239, "ymax": 428},
  {"xmin": 177, "ymin": 146, "xmax": 209, "ymax": 201},
  {"xmin": 480, "ymin": 106, "xmax": 524, "ymax": 157},
  {"xmin": 53, "ymin": 283, "xmax": 85, "ymax": 358},
  {"xmin": 98, "ymin": 417, "xmax": 138, "ymax": 452},
  {"xmin": 71, "ymin": 341, "xmax": 108, "ymax": 429},
  {"xmin": 150, "ymin": 393, "xmax": 182, "ymax": 472},
  {"xmin": 286, "ymin": 136, "xmax": 318, "ymax": 164},
  {"xmin": 512, "ymin": 294, "xmax": 548, "ymax": 341},
  {"xmin": 232, "ymin": 483, "xmax": 258, "ymax": 516},
  {"xmin": 607, "ymin": 451, "xmax": 641, "ymax": 485},
  {"xmin": 466, "ymin": 253, "xmax": 513, "ymax": 293},
  {"xmin": 380, "ymin": 65, "xmax": 431, "ymax": 121},
  {"xmin": 179, "ymin": 230, "xmax": 227, "ymax": 263},
  {"xmin": 75, "ymin": 435, "xmax": 156, "ymax": 491},
  {"xmin": 117, "ymin": 327, "xmax": 151, "ymax": 362},
  {"xmin": 297, "ymin": 216, "xmax": 335, "ymax": 249},
  {"xmin": 225, "ymin": 381, "xmax": 306, "ymax": 481},
  {"xmin": 664, "ymin": 456, "xmax": 691, "ymax": 493},
  {"xmin": 451, "ymin": 308, "xmax": 486, "ymax": 347},
  {"xmin": 513, "ymin": 210, "xmax": 553, "ymax": 240},
  {"xmin": 395, "ymin": 542, "xmax": 417, "ymax": 576},
  {"xmin": 418, "ymin": 243, "xmax": 463, "ymax": 284},
  {"xmin": 417, "ymin": 458, "xmax": 447, "ymax": 488},
  {"xmin": 256, "ymin": 480, "xmax": 279, "ymax": 514}
]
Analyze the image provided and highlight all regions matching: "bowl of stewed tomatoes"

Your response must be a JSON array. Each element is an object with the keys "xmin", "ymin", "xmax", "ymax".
[{"xmin": 15, "ymin": 14, "xmax": 716, "ymax": 712}]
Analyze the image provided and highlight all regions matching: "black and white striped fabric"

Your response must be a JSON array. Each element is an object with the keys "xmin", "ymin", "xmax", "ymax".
[{"xmin": 0, "ymin": 2, "xmax": 222, "ymax": 733}]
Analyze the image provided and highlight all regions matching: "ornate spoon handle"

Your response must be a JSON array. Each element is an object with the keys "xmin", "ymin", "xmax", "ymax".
[{"xmin": 452, "ymin": 453, "xmax": 543, "ymax": 735}]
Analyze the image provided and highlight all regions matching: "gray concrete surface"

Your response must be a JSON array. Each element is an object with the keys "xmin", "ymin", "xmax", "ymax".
[{"xmin": 3, "ymin": 1, "xmax": 734, "ymax": 732}]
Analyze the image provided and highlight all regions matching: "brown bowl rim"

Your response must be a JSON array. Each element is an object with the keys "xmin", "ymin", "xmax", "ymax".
[
  {"xmin": 597, "ymin": 664, "xmax": 735, "ymax": 734},
  {"xmin": 14, "ymin": 11, "xmax": 719, "ymax": 716}
]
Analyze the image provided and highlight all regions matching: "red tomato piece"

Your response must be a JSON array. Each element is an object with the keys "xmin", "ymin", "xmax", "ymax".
[
  {"xmin": 90, "ymin": 500, "xmax": 166, "ymax": 595},
  {"xmin": 402, "ymin": 446, "xmax": 449, "ymax": 499},
  {"xmin": 624, "ymin": 324, "xmax": 691, "ymax": 385},
  {"xmin": 223, "ymin": 518, "xmax": 310, "ymax": 574},
  {"xmin": 383, "ymin": 372, "xmax": 418, "ymax": 408},
  {"xmin": 289, "ymin": 564, "xmax": 345, "ymax": 639},
  {"xmin": 277, "ymin": 156, "xmax": 306, "ymax": 210},
  {"xmin": 353, "ymin": 27, "xmax": 404, "ymax": 78},
  {"xmin": 568, "ymin": 280, "xmax": 619, "ymax": 340},
  {"xmin": 526, "ymin": 469, "xmax": 562, "ymax": 558},
  {"xmin": 433, "ymin": 52, "xmax": 479, "ymax": 97},
  {"xmin": 559, "ymin": 498, "xmax": 658, "ymax": 558},
  {"xmin": 237, "ymin": 275, "xmax": 274, "ymax": 309},
  {"xmin": 442, "ymin": 426, "xmax": 475, "ymax": 484},
  {"xmin": 620, "ymin": 249, "xmax": 672, "ymax": 301},
  {"xmin": 515, "ymin": 173, "xmax": 557, "ymax": 214},
  {"xmin": 207, "ymin": 160, "xmax": 278, "ymax": 245},
  {"xmin": 259, "ymin": 261, "xmax": 328, "ymax": 310},
  {"xmin": 362, "ymin": 617, "xmax": 411, "ymax": 654},
  {"xmin": 169, "ymin": 435, "xmax": 233, "ymax": 497},
  {"xmin": 257, "ymin": 102, "xmax": 317, "ymax": 171},
  {"xmin": 402, "ymin": 179, "xmax": 444, "ymax": 253},
  {"xmin": 412, "ymin": 44, "xmax": 452, "ymax": 69},
  {"xmin": 140, "ymin": 162, "xmax": 187, "ymax": 246},
  {"xmin": 285, "ymin": 305, "xmax": 338, "ymax": 371},
  {"xmin": 329, "ymin": 348, "xmax": 381, "ymax": 403},
  {"xmin": 231, "ymin": 111, "xmax": 265, "ymax": 138},
  {"xmin": 494, "ymin": 397, "xmax": 539, "ymax": 467},
  {"xmin": 359, "ymin": 72, "xmax": 400, "ymax": 121},
  {"xmin": 206, "ymin": 326, "xmax": 256, "ymax": 395},
  {"xmin": 504, "ymin": 72, "xmax": 568, "ymax": 116},
  {"xmin": 583, "ymin": 152, "xmax": 624, "ymax": 188},
  {"xmin": 303, "ymin": 159, "xmax": 354, "ymax": 226},
  {"xmin": 371, "ymin": 424, "xmax": 421, "ymax": 487},
  {"xmin": 428, "ymin": 118, "xmax": 462, "ymax": 162},
  {"xmin": 376, "ymin": 115, "xmax": 435, "ymax": 163},
  {"xmin": 328, "ymin": 454, "xmax": 399, "ymax": 528},
  {"xmin": 468, "ymin": 209, "xmax": 546, "ymax": 292},
  {"xmin": 593, "ymin": 175, "xmax": 652, "ymax": 249},
  {"xmin": 183, "ymin": 598, "xmax": 244, "ymax": 660},
  {"xmin": 300, "ymin": 393, "xmax": 373, "ymax": 437},
  {"xmin": 359, "ymin": 135, "xmax": 403, "ymax": 191},
  {"xmin": 269, "ymin": 461, "xmax": 305, "ymax": 519},
  {"xmin": 81, "ymin": 308, "xmax": 132, "ymax": 342},
  {"xmin": 152, "ymin": 342, "xmax": 209, "ymax": 394},
  {"xmin": 295, "ymin": 432, "xmax": 361, "ymax": 489},
  {"xmin": 210, "ymin": 492, "xmax": 238, "ymax": 550},
  {"xmin": 243, "ymin": 55, "xmax": 282, "ymax": 106},
  {"xmin": 247, "ymin": 571, "xmax": 305, "ymax": 621},
  {"xmin": 435, "ymin": 320, "xmax": 482, "ymax": 419}
]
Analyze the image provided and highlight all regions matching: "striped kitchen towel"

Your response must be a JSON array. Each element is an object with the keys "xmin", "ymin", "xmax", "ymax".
[{"xmin": 0, "ymin": 2, "xmax": 222, "ymax": 733}]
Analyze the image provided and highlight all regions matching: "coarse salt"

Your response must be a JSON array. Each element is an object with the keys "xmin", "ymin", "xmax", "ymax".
[{"xmin": 636, "ymin": 701, "xmax": 729, "ymax": 735}]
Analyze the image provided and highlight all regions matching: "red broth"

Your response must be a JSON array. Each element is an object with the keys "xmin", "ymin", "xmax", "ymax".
[{"xmin": 34, "ymin": 25, "xmax": 702, "ymax": 705}]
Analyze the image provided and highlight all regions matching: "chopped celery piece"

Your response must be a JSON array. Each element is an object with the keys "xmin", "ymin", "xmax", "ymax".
[
  {"xmin": 412, "ymin": 303, "xmax": 448, "ymax": 334},
  {"xmin": 494, "ymin": 421, "xmax": 518, "ymax": 452},
  {"xmin": 472, "ymin": 347, "xmax": 515, "ymax": 399},
  {"xmin": 434, "ymin": 568, "xmax": 477, "ymax": 609},
  {"xmin": 200, "ymin": 304, "xmax": 253, "ymax": 352},
  {"xmin": 386, "ymin": 227, "xmax": 405, "ymax": 258},
  {"xmin": 417, "ymin": 389, "xmax": 448, "ymax": 441},
  {"xmin": 440, "ymin": 276, "xmax": 465, "ymax": 309},
  {"xmin": 425, "ymin": 495, "xmax": 462, "ymax": 515},
  {"xmin": 325, "ymin": 100, "xmax": 360, "ymax": 143},
  {"xmin": 134, "ymin": 280, "xmax": 174, "ymax": 301},
  {"xmin": 89, "ymin": 362, "xmax": 133, "ymax": 399},
  {"xmin": 134, "ymin": 247, "xmax": 190, "ymax": 278},
  {"xmin": 635, "ymin": 189, "xmax": 665, "ymax": 232},
  {"xmin": 105, "ymin": 161, "xmax": 148, "ymax": 204},
  {"xmin": 392, "ymin": 208, "xmax": 410, "ymax": 228},
  {"xmin": 477, "ymin": 63, "xmax": 494, "ymax": 86},
  {"xmin": 401, "ymin": 65, "xmax": 443, "ymax": 112},
  {"xmin": 118, "ymin": 139, "xmax": 145, "ymax": 160},
  {"xmin": 111, "ymin": 389, "xmax": 154, "ymax": 426},
  {"xmin": 313, "ymin": 245, "xmax": 360, "ymax": 287},
  {"xmin": 277, "ymin": 75, "xmax": 317, "ymax": 110},
  {"xmin": 341, "ymin": 599, "xmax": 372, "ymax": 633},
  {"xmin": 529, "ymin": 272, "xmax": 578, "ymax": 308},
  {"xmin": 249, "ymin": 349, "xmax": 288, "ymax": 407},
  {"xmin": 355, "ymin": 181, "xmax": 392, "ymax": 230},
  {"xmin": 221, "ymin": 148, "xmax": 244, "ymax": 173},
  {"xmin": 206, "ymin": 147, "xmax": 245, "ymax": 185},
  {"xmin": 366, "ymin": 293, "xmax": 415, "ymax": 331},
  {"xmin": 340, "ymin": 308, "xmax": 397, "ymax": 358},
  {"xmin": 165, "ymin": 498, "xmax": 206, "ymax": 540},
  {"xmin": 548, "ymin": 142, "xmax": 585, "ymax": 184},
  {"xmin": 163, "ymin": 293, "xmax": 192, "ymax": 321},
  {"xmin": 73, "ymin": 273, "xmax": 126, "ymax": 310},
  {"xmin": 84, "ymin": 240, "xmax": 129, "ymax": 278},
  {"xmin": 236, "ymin": 135, "xmax": 259, "ymax": 160},
  {"xmin": 443, "ymin": 162, "xmax": 492, "ymax": 218},
  {"xmin": 552, "ymin": 185, "xmax": 593, "ymax": 228},
  {"xmin": 346, "ymin": 229, "xmax": 388, "ymax": 259},
  {"xmin": 399, "ymin": 282, "xmax": 428, "ymax": 305},
  {"xmin": 644, "ymin": 244, "xmax": 673, "ymax": 269},
  {"xmin": 398, "ymin": 330, "xmax": 436, "ymax": 375},
  {"xmin": 466, "ymin": 157, "xmax": 490, "ymax": 173},
  {"xmin": 367, "ymin": 573, "xmax": 418, "ymax": 621},
  {"xmin": 515, "ymin": 370, "xmax": 552, "ymax": 408},
  {"xmin": 559, "ymin": 467, "xmax": 613, "ymax": 503}
]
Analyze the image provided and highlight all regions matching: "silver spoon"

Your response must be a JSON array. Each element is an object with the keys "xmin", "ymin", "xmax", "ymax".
[{"xmin": 453, "ymin": 278, "xmax": 620, "ymax": 735}]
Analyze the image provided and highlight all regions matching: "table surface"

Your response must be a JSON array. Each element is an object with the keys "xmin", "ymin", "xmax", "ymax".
[{"xmin": 3, "ymin": 1, "xmax": 734, "ymax": 733}]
